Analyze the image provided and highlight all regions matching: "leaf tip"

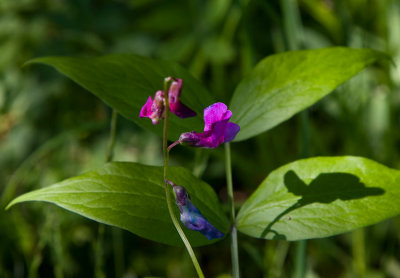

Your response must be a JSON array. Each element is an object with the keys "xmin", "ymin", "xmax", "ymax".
[
  {"xmin": 4, "ymin": 200, "xmax": 15, "ymax": 211},
  {"xmin": 22, "ymin": 56, "xmax": 59, "ymax": 69},
  {"xmin": 22, "ymin": 58, "xmax": 44, "ymax": 69},
  {"xmin": 4, "ymin": 195, "xmax": 25, "ymax": 210}
]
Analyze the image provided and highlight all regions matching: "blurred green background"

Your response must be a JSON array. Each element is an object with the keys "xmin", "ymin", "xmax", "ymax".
[{"xmin": 1, "ymin": 0, "xmax": 400, "ymax": 277}]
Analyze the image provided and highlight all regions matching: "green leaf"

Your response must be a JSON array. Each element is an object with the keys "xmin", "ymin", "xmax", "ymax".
[
  {"xmin": 236, "ymin": 156, "xmax": 400, "ymax": 241},
  {"xmin": 26, "ymin": 54, "xmax": 214, "ymax": 140},
  {"xmin": 7, "ymin": 162, "xmax": 229, "ymax": 246},
  {"xmin": 230, "ymin": 47, "xmax": 388, "ymax": 141}
]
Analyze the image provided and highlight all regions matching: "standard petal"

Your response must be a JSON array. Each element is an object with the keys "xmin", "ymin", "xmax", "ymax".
[
  {"xmin": 204, "ymin": 102, "xmax": 228, "ymax": 131},
  {"xmin": 139, "ymin": 96, "xmax": 153, "ymax": 117},
  {"xmin": 168, "ymin": 78, "xmax": 183, "ymax": 105},
  {"xmin": 224, "ymin": 122, "xmax": 240, "ymax": 143},
  {"xmin": 223, "ymin": 110, "xmax": 232, "ymax": 121}
]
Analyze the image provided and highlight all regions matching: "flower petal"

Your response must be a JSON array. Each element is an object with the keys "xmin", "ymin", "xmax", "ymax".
[
  {"xmin": 179, "ymin": 131, "xmax": 213, "ymax": 148},
  {"xmin": 168, "ymin": 78, "xmax": 183, "ymax": 105},
  {"xmin": 171, "ymin": 185, "xmax": 224, "ymax": 240},
  {"xmin": 168, "ymin": 78, "xmax": 196, "ymax": 118},
  {"xmin": 200, "ymin": 224, "xmax": 224, "ymax": 240},
  {"xmin": 210, "ymin": 120, "xmax": 229, "ymax": 148},
  {"xmin": 224, "ymin": 122, "xmax": 240, "ymax": 143},
  {"xmin": 203, "ymin": 102, "xmax": 229, "ymax": 131},
  {"xmin": 170, "ymin": 101, "xmax": 197, "ymax": 118},
  {"xmin": 139, "ymin": 96, "xmax": 153, "ymax": 117}
]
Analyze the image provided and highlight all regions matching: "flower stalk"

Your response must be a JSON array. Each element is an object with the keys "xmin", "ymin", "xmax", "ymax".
[
  {"xmin": 225, "ymin": 143, "xmax": 240, "ymax": 278},
  {"xmin": 106, "ymin": 109, "xmax": 118, "ymax": 163},
  {"xmin": 162, "ymin": 78, "xmax": 205, "ymax": 278}
]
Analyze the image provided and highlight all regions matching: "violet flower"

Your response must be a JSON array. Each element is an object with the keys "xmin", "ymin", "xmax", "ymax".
[
  {"xmin": 139, "ymin": 78, "xmax": 196, "ymax": 124},
  {"xmin": 170, "ymin": 102, "xmax": 240, "ymax": 149},
  {"xmin": 167, "ymin": 180, "xmax": 224, "ymax": 240},
  {"xmin": 139, "ymin": 90, "xmax": 165, "ymax": 125}
]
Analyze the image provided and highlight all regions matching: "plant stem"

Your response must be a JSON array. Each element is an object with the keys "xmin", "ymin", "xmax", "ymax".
[
  {"xmin": 281, "ymin": 1, "xmax": 308, "ymax": 277},
  {"xmin": 94, "ymin": 224, "xmax": 105, "ymax": 278},
  {"xmin": 225, "ymin": 143, "xmax": 240, "ymax": 278},
  {"xmin": 294, "ymin": 240, "xmax": 307, "ymax": 278},
  {"xmin": 96, "ymin": 109, "xmax": 119, "ymax": 278},
  {"xmin": 162, "ymin": 79, "xmax": 205, "ymax": 278},
  {"xmin": 352, "ymin": 229, "xmax": 366, "ymax": 276},
  {"xmin": 106, "ymin": 109, "xmax": 118, "ymax": 163},
  {"xmin": 281, "ymin": 0, "xmax": 303, "ymax": 50},
  {"xmin": 112, "ymin": 228, "xmax": 124, "ymax": 278},
  {"xmin": 294, "ymin": 111, "xmax": 310, "ymax": 278}
]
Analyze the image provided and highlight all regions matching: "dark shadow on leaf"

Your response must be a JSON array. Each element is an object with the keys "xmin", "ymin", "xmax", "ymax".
[{"xmin": 260, "ymin": 170, "xmax": 385, "ymax": 239}]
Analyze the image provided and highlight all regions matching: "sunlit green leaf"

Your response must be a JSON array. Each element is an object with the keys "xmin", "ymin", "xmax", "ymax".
[
  {"xmin": 230, "ymin": 47, "xmax": 387, "ymax": 141},
  {"xmin": 26, "ymin": 54, "xmax": 214, "ymax": 140},
  {"xmin": 237, "ymin": 156, "xmax": 400, "ymax": 240},
  {"xmin": 7, "ymin": 162, "xmax": 229, "ymax": 246}
]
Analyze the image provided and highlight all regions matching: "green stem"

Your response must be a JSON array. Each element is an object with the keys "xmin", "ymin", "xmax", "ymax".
[
  {"xmin": 281, "ymin": 1, "xmax": 308, "ymax": 277},
  {"xmin": 294, "ymin": 240, "xmax": 307, "ymax": 278},
  {"xmin": 281, "ymin": 0, "xmax": 303, "ymax": 50},
  {"xmin": 300, "ymin": 111, "xmax": 310, "ymax": 158},
  {"xmin": 106, "ymin": 109, "xmax": 118, "ymax": 163},
  {"xmin": 96, "ymin": 109, "xmax": 119, "ymax": 278},
  {"xmin": 352, "ymin": 229, "xmax": 366, "ymax": 276},
  {"xmin": 94, "ymin": 224, "xmax": 105, "ymax": 278},
  {"xmin": 106, "ymin": 111, "xmax": 125, "ymax": 277},
  {"xmin": 162, "ymin": 79, "xmax": 205, "ymax": 278},
  {"xmin": 112, "ymin": 228, "xmax": 124, "ymax": 278},
  {"xmin": 105, "ymin": 110, "xmax": 127, "ymax": 277},
  {"xmin": 225, "ymin": 143, "xmax": 240, "ymax": 278}
]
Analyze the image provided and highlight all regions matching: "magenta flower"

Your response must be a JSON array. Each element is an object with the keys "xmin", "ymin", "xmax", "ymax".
[
  {"xmin": 139, "ymin": 78, "xmax": 196, "ymax": 124},
  {"xmin": 167, "ymin": 180, "xmax": 224, "ymax": 240},
  {"xmin": 170, "ymin": 102, "xmax": 240, "ymax": 149},
  {"xmin": 139, "ymin": 90, "xmax": 165, "ymax": 125}
]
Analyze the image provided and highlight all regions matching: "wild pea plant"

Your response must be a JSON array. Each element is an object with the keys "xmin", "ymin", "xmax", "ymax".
[{"xmin": 7, "ymin": 47, "xmax": 400, "ymax": 277}]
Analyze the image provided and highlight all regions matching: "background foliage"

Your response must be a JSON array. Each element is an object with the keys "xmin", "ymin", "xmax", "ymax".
[{"xmin": 1, "ymin": 0, "xmax": 400, "ymax": 277}]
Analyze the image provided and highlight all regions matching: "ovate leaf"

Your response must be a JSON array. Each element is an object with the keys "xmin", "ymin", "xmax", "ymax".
[
  {"xmin": 230, "ymin": 47, "xmax": 387, "ymax": 141},
  {"xmin": 7, "ymin": 162, "xmax": 229, "ymax": 246},
  {"xmin": 26, "ymin": 54, "xmax": 214, "ymax": 140},
  {"xmin": 237, "ymin": 156, "xmax": 400, "ymax": 240}
]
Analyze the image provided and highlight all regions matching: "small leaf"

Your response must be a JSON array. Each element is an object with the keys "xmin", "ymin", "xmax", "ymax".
[
  {"xmin": 26, "ymin": 54, "xmax": 214, "ymax": 140},
  {"xmin": 230, "ymin": 47, "xmax": 388, "ymax": 141},
  {"xmin": 7, "ymin": 162, "xmax": 229, "ymax": 246},
  {"xmin": 237, "ymin": 156, "xmax": 400, "ymax": 241}
]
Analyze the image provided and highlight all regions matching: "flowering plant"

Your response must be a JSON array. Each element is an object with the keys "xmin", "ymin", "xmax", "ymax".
[{"xmin": 7, "ymin": 47, "xmax": 398, "ymax": 278}]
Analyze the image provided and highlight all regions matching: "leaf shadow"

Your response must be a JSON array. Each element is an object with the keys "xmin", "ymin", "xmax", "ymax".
[{"xmin": 260, "ymin": 170, "xmax": 385, "ymax": 239}]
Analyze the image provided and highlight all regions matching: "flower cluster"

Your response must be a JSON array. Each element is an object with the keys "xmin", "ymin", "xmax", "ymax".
[
  {"xmin": 167, "ymin": 180, "xmax": 224, "ymax": 240},
  {"xmin": 139, "ymin": 78, "xmax": 196, "ymax": 124},
  {"xmin": 139, "ymin": 77, "xmax": 239, "ymax": 240}
]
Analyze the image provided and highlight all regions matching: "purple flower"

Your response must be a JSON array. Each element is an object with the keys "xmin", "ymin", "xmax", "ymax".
[
  {"xmin": 167, "ymin": 180, "xmax": 224, "ymax": 240},
  {"xmin": 139, "ymin": 78, "xmax": 196, "ymax": 124},
  {"xmin": 170, "ymin": 102, "xmax": 240, "ymax": 149},
  {"xmin": 139, "ymin": 90, "xmax": 165, "ymax": 125}
]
